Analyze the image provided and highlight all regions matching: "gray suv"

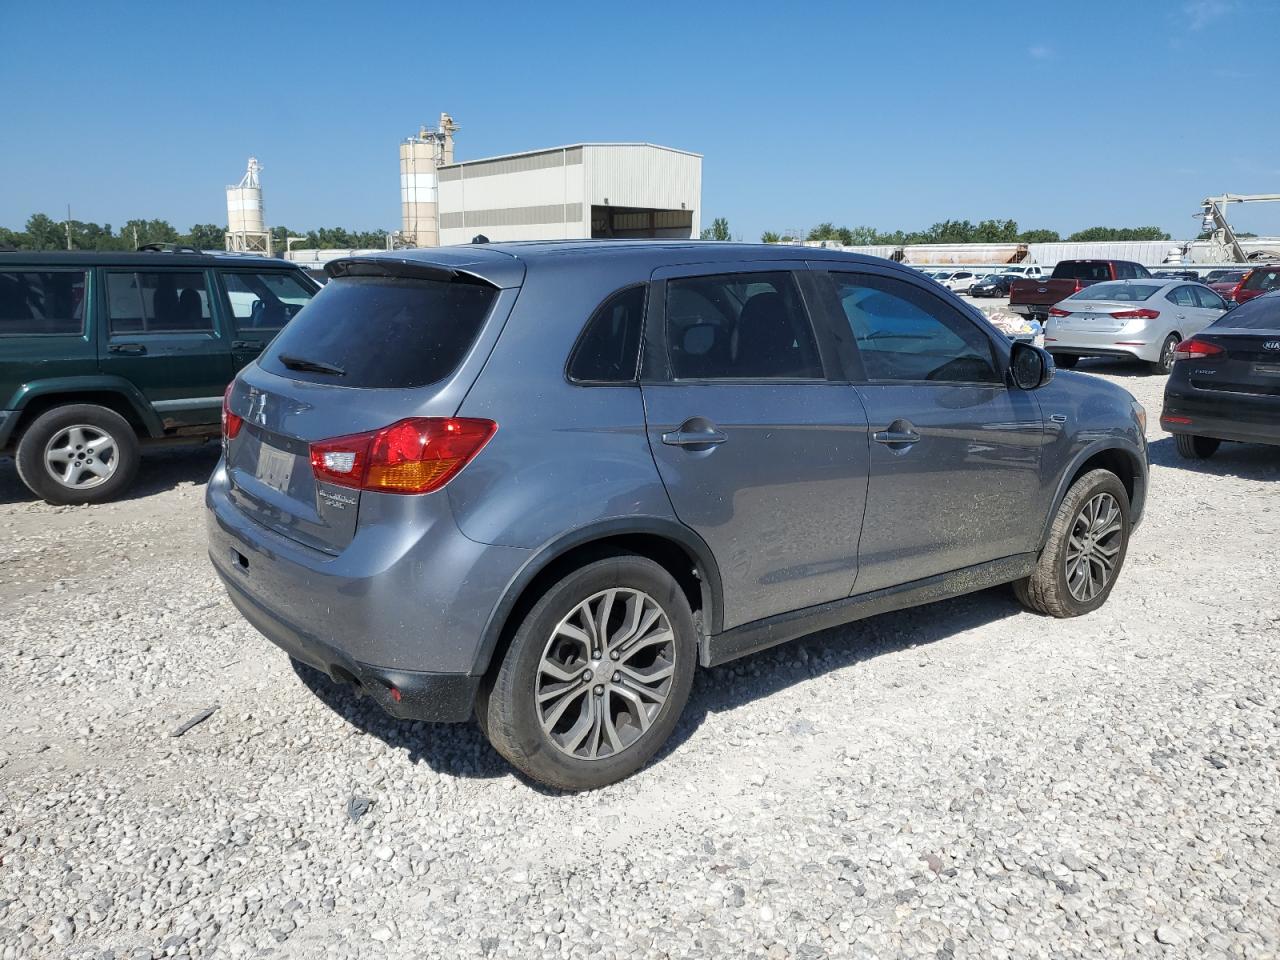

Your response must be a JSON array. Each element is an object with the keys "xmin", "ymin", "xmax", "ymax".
[{"xmin": 207, "ymin": 242, "xmax": 1148, "ymax": 790}]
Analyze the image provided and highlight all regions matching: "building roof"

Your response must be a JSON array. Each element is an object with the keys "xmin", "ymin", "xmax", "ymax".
[{"xmin": 438, "ymin": 142, "xmax": 702, "ymax": 169}]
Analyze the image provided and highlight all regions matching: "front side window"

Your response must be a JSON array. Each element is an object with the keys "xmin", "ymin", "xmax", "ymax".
[
  {"xmin": 0, "ymin": 270, "xmax": 87, "ymax": 336},
  {"xmin": 665, "ymin": 272, "xmax": 822, "ymax": 380},
  {"xmin": 832, "ymin": 273, "xmax": 1000, "ymax": 383},
  {"xmin": 222, "ymin": 270, "xmax": 315, "ymax": 331},
  {"xmin": 568, "ymin": 284, "xmax": 646, "ymax": 383},
  {"xmin": 107, "ymin": 271, "xmax": 212, "ymax": 334}
]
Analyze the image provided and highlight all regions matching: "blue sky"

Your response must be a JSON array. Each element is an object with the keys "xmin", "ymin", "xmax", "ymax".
[{"xmin": 3, "ymin": 0, "xmax": 1278, "ymax": 241}]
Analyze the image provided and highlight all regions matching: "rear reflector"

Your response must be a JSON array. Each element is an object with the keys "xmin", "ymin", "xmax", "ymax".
[
  {"xmin": 1161, "ymin": 415, "xmax": 1193, "ymax": 425},
  {"xmin": 1049, "ymin": 307, "xmax": 1071, "ymax": 317},
  {"xmin": 1172, "ymin": 338, "xmax": 1226, "ymax": 361},
  {"xmin": 222, "ymin": 384, "xmax": 243, "ymax": 441},
  {"xmin": 310, "ymin": 417, "xmax": 497, "ymax": 494},
  {"xmin": 1110, "ymin": 308, "xmax": 1160, "ymax": 320}
]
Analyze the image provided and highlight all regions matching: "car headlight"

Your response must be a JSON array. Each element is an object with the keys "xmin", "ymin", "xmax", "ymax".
[{"xmin": 1131, "ymin": 399, "xmax": 1147, "ymax": 434}]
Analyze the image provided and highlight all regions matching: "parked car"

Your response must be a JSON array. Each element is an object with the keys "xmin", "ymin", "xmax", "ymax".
[
  {"xmin": 1044, "ymin": 279, "xmax": 1229, "ymax": 372},
  {"xmin": 1231, "ymin": 265, "xmax": 1280, "ymax": 304},
  {"xmin": 208, "ymin": 241, "xmax": 1148, "ymax": 790},
  {"xmin": 932, "ymin": 270, "xmax": 980, "ymax": 294},
  {"xmin": 1207, "ymin": 269, "xmax": 1248, "ymax": 300},
  {"xmin": 1010, "ymin": 260, "xmax": 1153, "ymax": 323},
  {"xmin": 1161, "ymin": 291, "xmax": 1280, "ymax": 458},
  {"xmin": 1000, "ymin": 265, "xmax": 1047, "ymax": 279},
  {"xmin": 0, "ymin": 250, "xmax": 319, "ymax": 504},
  {"xmin": 970, "ymin": 274, "xmax": 1017, "ymax": 297}
]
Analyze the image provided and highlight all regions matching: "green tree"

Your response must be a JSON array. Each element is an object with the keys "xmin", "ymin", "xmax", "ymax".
[
  {"xmin": 700, "ymin": 217, "xmax": 731, "ymax": 241},
  {"xmin": 760, "ymin": 230, "xmax": 781, "ymax": 244},
  {"xmin": 1018, "ymin": 228, "xmax": 1060, "ymax": 243},
  {"xmin": 119, "ymin": 219, "xmax": 179, "ymax": 248},
  {"xmin": 184, "ymin": 223, "xmax": 227, "ymax": 250},
  {"xmin": 24, "ymin": 213, "xmax": 65, "ymax": 250},
  {"xmin": 806, "ymin": 222, "xmax": 838, "ymax": 242},
  {"xmin": 1066, "ymin": 226, "xmax": 1171, "ymax": 242}
]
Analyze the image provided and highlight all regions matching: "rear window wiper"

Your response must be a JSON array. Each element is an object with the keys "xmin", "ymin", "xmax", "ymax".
[{"xmin": 278, "ymin": 354, "xmax": 346, "ymax": 376}]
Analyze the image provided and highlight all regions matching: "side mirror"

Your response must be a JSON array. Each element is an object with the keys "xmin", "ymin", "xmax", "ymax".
[{"xmin": 1010, "ymin": 341, "xmax": 1055, "ymax": 390}]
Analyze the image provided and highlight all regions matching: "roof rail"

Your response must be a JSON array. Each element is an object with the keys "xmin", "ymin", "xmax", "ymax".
[{"xmin": 138, "ymin": 242, "xmax": 203, "ymax": 254}]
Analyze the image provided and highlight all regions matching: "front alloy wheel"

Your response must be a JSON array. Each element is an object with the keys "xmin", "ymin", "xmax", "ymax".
[{"xmin": 1064, "ymin": 492, "xmax": 1124, "ymax": 602}]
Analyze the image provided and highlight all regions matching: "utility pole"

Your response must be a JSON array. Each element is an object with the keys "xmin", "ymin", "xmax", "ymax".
[{"xmin": 65, "ymin": 204, "xmax": 72, "ymax": 250}]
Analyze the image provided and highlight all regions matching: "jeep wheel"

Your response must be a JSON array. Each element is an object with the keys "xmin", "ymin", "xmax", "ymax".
[
  {"xmin": 15, "ymin": 404, "xmax": 140, "ymax": 505},
  {"xmin": 1175, "ymin": 433, "xmax": 1220, "ymax": 460},
  {"xmin": 480, "ymin": 556, "xmax": 697, "ymax": 790},
  {"xmin": 1014, "ymin": 469, "xmax": 1130, "ymax": 618}
]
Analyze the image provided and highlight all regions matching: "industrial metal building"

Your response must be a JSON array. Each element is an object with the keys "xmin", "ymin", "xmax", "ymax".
[{"xmin": 434, "ymin": 143, "xmax": 702, "ymax": 245}]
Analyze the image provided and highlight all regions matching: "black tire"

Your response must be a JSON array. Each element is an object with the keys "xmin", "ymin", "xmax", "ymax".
[
  {"xmin": 1052, "ymin": 353, "xmax": 1080, "ymax": 369},
  {"xmin": 14, "ymin": 404, "xmax": 140, "ymax": 505},
  {"xmin": 1013, "ymin": 469, "xmax": 1130, "ymax": 619},
  {"xmin": 1149, "ymin": 334, "xmax": 1179, "ymax": 374},
  {"xmin": 480, "ymin": 555, "xmax": 697, "ymax": 790},
  {"xmin": 1175, "ymin": 433, "xmax": 1220, "ymax": 460}
]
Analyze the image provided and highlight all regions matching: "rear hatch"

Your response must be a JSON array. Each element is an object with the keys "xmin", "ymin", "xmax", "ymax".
[
  {"xmin": 222, "ymin": 252, "xmax": 522, "ymax": 554},
  {"xmin": 1187, "ymin": 327, "xmax": 1280, "ymax": 398}
]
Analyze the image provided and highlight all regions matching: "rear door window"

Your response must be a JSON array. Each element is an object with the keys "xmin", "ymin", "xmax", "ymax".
[
  {"xmin": 221, "ymin": 270, "xmax": 316, "ymax": 331},
  {"xmin": 107, "ymin": 271, "xmax": 212, "ymax": 334},
  {"xmin": 260, "ymin": 275, "xmax": 498, "ymax": 388},
  {"xmin": 664, "ymin": 271, "xmax": 822, "ymax": 380},
  {"xmin": 0, "ymin": 270, "xmax": 87, "ymax": 336},
  {"xmin": 1191, "ymin": 286, "xmax": 1225, "ymax": 310},
  {"xmin": 568, "ymin": 284, "xmax": 646, "ymax": 383}
]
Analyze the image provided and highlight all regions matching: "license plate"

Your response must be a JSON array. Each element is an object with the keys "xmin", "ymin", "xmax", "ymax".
[
  {"xmin": 1253, "ymin": 362, "xmax": 1280, "ymax": 376},
  {"xmin": 256, "ymin": 444, "xmax": 296, "ymax": 493}
]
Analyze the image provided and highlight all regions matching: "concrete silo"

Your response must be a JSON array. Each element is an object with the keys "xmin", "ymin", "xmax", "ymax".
[
  {"xmin": 399, "ymin": 113, "xmax": 457, "ymax": 248},
  {"xmin": 225, "ymin": 157, "xmax": 271, "ymax": 255}
]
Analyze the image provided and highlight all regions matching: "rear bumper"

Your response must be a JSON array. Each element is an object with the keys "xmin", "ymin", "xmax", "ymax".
[
  {"xmin": 218, "ymin": 566, "xmax": 481, "ymax": 720},
  {"xmin": 1046, "ymin": 334, "xmax": 1154, "ymax": 362},
  {"xmin": 1161, "ymin": 391, "xmax": 1280, "ymax": 446},
  {"xmin": 1009, "ymin": 304, "xmax": 1048, "ymax": 318}
]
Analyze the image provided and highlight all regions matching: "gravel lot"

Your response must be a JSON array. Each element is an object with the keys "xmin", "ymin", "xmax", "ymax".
[{"xmin": 2, "ymin": 367, "xmax": 1278, "ymax": 960}]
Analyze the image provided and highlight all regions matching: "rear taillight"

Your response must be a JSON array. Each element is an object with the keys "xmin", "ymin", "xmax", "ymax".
[
  {"xmin": 1048, "ymin": 307, "xmax": 1071, "ymax": 317},
  {"xmin": 222, "ymin": 384, "xmax": 243, "ymax": 441},
  {"xmin": 1110, "ymin": 308, "xmax": 1161, "ymax": 320},
  {"xmin": 1171, "ymin": 338, "xmax": 1225, "ymax": 362},
  {"xmin": 309, "ymin": 417, "xmax": 497, "ymax": 494}
]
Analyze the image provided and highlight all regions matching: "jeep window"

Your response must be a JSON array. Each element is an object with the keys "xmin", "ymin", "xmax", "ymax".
[
  {"xmin": 0, "ymin": 270, "xmax": 87, "ymax": 336},
  {"xmin": 833, "ymin": 273, "xmax": 1000, "ymax": 383},
  {"xmin": 568, "ymin": 284, "xmax": 646, "ymax": 383},
  {"xmin": 260, "ymin": 275, "xmax": 497, "ymax": 388},
  {"xmin": 222, "ymin": 270, "xmax": 316, "ymax": 331},
  {"xmin": 665, "ymin": 272, "xmax": 822, "ymax": 380},
  {"xmin": 107, "ymin": 271, "xmax": 212, "ymax": 334}
]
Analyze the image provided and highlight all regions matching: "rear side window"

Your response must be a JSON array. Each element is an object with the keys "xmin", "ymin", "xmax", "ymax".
[
  {"xmin": 1243, "ymin": 268, "xmax": 1280, "ymax": 292},
  {"xmin": 1166, "ymin": 286, "xmax": 1198, "ymax": 308},
  {"xmin": 261, "ymin": 275, "xmax": 497, "ymax": 388},
  {"xmin": 568, "ymin": 284, "xmax": 646, "ymax": 383},
  {"xmin": 107, "ymin": 271, "xmax": 212, "ymax": 334},
  {"xmin": 222, "ymin": 270, "xmax": 316, "ymax": 331},
  {"xmin": 1191, "ymin": 286, "xmax": 1225, "ymax": 310},
  {"xmin": 665, "ymin": 271, "xmax": 822, "ymax": 380},
  {"xmin": 0, "ymin": 270, "xmax": 87, "ymax": 336}
]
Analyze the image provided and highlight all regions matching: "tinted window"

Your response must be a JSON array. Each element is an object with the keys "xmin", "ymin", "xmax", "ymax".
[
  {"xmin": 833, "ymin": 274, "xmax": 1000, "ymax": 383},
  {"xmin": 108, "ymin": 271, "xmax": 212, "ymax": 334},
  {"xmin": 568, "ymin": 285, "xmax": 646, "ymax": 383},
  {"xmin": 1242, "ymin": 268, "xmax": 1280, "ymax": 292},
  {"xmin": 0, "ymin": 270, "xmax": 87, "ymax": 336},
  {"xmin": 1054, "ymin": 262, "xmax": 1112, "ymax": 282},
  {"xmin": 261, "ymin": 275, "xmax": 497, "ymax": 388},
  {"xmin": 1071, "ymin": 282, "xmax": 1160, "ymax": 302},
  {"xmin": 222, "ymin": 270, "xmax": 315, "ymax": 331},
  {"xmin": 1210, "ymin": 295, "xmax": 1280, "ymax": 331},
  {"xmin": 1166, "ymin": 286, "xmax": 1198, "ymax": 307},
  {"xmin": 665, "ymin": 272, "xmax": 822, "ymax": 380},
  {"xmin": 1191, "ymin": 286, "xmax": 1225, "ymax": 310}
]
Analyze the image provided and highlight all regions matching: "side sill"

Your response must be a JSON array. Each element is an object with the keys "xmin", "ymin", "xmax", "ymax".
[{"xmin": 701, "ymin": 553, "xmax": 1037, "ymax": 668}]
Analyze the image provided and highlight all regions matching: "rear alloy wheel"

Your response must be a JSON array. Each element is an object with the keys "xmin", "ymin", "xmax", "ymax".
[
  {"xmin": 480, "ymin": 556, "xmax": 696, "ymax": 790},
  {"xmin": 1175, "ymin": 433, "xmax": 1220, "ymax": 460},
  {"xmin": 1052, "ymin": 354, "xmax": 1080, "ymax": 369},
  {"xmin": 1014, "ymin": 469, "xmax": 1130, "ymax": 618},
  {"xmin": 1150, "ymin": 334, "xmax": 1179, "ymax": 374},
  {"xmin": 15, "ymin": 404, "xmax": 140, "ymax": 505}
]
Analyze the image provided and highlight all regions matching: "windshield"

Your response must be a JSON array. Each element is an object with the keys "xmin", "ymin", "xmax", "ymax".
[{"xmin": 1069, "ymin": 282, "xmax": 1161, "ymax": 302}]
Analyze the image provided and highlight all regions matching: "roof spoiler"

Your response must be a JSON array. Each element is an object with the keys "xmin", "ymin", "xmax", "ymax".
[{"xmin": 325, "ymin": 256, "xmax": 492, "ymax": 285}]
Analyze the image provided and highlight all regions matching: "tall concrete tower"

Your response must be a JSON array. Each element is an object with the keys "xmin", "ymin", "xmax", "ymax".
[{"xmin": 398, "ymin": 113, "xmax": 457, "ymax": 247}]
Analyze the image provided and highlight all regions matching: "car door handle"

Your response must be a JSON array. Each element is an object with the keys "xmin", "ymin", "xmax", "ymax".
[
  {"xmin": 872, "ymin": 427, "xmax": 921, "ymax": 445},
  {"xmin": 108, "ymin": 343, "xmax": 147, "ymax": 356},
  {"xmin": 662, "ymin": 428, "xmax": 728, "ymax": 448},
  {"xmin": 232, "ymin": 340, "xmax": 259, "ymax": 350}
]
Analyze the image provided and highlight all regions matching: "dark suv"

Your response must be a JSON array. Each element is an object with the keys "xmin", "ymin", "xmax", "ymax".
[
  {"xmin": 0, "ymin": 250, "xmax": 318, "ymax": 503},
  {"xmin": 209, "ymin": 242, "xmax": 1148, "ymax": 790}
]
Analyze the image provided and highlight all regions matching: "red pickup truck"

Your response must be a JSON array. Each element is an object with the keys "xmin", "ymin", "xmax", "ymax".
[{"xmin": 1009, "ymin": 260, "xmax": 1153, "ymax": 322}]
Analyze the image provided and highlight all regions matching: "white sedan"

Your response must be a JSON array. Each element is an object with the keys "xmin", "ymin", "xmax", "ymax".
[
  {"xmin": 932, "ymin": 270, "xmax": 981, "ymax": 294},
  {"xmin": 1044, "ymin": 279, "xmax": 1230, "ymax": 373}
]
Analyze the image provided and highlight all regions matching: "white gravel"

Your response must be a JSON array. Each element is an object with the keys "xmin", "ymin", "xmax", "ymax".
[{"xmin": 2, "ymin": 368, "xmax": 1279, "ymax": 959}]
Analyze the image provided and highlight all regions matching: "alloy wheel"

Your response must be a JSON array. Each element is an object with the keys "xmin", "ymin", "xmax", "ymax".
[
  {"xmin": 1065, "ymin": 492, "xmax": 1123, "ymax": 602},
  {"xmin": 535, "ymin": 588, "xmax": 676, "ymax": 761},
  {"xmin": 43, "ymin": 425, "xmax": 119, "ymax": 490}
]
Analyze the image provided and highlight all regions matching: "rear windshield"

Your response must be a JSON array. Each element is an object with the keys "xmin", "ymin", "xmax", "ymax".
[
  {"xmin": 260, "ymin": 275, "xmax": 497, "ymax": 388},
  {"xmin": 1242, "ymin": 268, "xmax": 1280, "ymax": 291},
  {"xmin": 1069, "ymin": 282, "xmax": 1160, "ymax": 302},
  {"xmin": 1053, "ymin": 262, "xmax": 1112, "ymax": 281},
  {"xmin": 1212, "ymin": 295, "xmax": 1280, "ymax": 330}
]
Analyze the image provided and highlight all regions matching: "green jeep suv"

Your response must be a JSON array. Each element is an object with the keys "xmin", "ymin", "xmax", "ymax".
[{"xmin": 0, "ymin": 250, "xmax": 318, "ymax": 504}]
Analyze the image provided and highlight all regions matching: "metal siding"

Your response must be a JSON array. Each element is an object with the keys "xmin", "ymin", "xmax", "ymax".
[{"xmin": 583, "ymin": 145, "xmax": 701, "ymax": 213}]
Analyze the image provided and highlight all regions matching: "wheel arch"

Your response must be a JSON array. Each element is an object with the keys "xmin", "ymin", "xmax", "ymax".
[
  {"xmin": 1039, "ymin": 441, "xmax": 1146, "ymax": 550},
  {"xmin": 6, "ymin": 378, "xmax": 163, "ymax": 447},
  {"xmin": 471, "ymin": 518, "xmax": 723, "ymax": 680}
]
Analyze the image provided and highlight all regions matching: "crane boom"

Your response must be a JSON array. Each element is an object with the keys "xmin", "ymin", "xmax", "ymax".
[{"xmin": 1199, "ymin": 193, "xmax": 1280, "ymax": 262}]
